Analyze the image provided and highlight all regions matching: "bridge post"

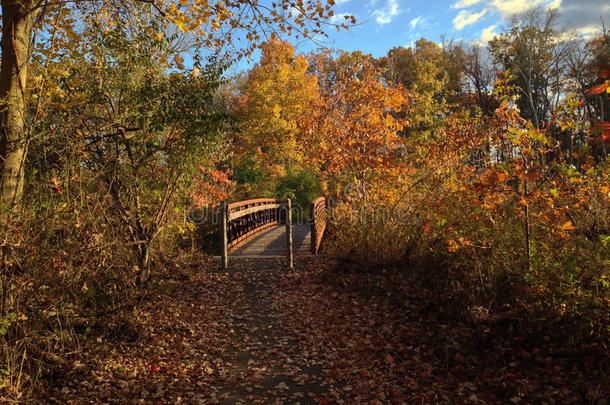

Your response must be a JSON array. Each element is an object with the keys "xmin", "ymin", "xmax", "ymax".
[
  {"xmin": 310, "ymin": 197, "xmax": 327, "ymax": 255},
  {"xmin": 220, "ymin": 200, "xmax": 228, "ymax": 270},
  {"xmin": 285, "ymin": 199, "xmax": 293, "ymax": 269},
  {"xmin": 310, "ymin": 199, "xmax": 316, "ymax": 255}
]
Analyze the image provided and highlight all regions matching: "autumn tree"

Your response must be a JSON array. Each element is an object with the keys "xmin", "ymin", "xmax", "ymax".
[
  {"xmin": 0, "ymin": 0, "xmax": 39, "ymax": 209},
  {"xmin": 307, "ymin": 48, "xmax": 368, "ymax": 93},
  {"xmin": 463, "ymin": 44, "xmax": 498, "ymax": 115},
  {"xmin": 379, "ymin": 39, "xmax": 452, "ymax": 138},
  {"xmin": 489, "ymin": 7, "xmax": 568, "ymax": 129},
  {"xmin": 0, "ymin": 0, "xmax": 345, "ymax": 211},
  {"xmin": 304, "ymin": 51, "xmax": 409, "ymax": 199},
  {"xmin": 24, "ymin": 7, "xmax": 233, "ymax": 285},
  {"xmin": 580, "ymin": 29, "xmax": 609, "ymax": 158},
  {"xmin": 234, "ymin": 36, "xmax": 318, "ymax": 197}
]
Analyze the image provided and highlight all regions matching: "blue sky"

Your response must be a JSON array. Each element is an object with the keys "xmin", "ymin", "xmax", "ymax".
[
  {"xmin": 223, "ymin": 0, "xmax": 608, "ymax": 73},
  {"xmin": 292, "ymin": 0, "xmax": 609, "ymax": 57}
]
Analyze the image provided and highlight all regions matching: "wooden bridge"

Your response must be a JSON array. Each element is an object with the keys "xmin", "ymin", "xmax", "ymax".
[{"xmin": 219, "ymin": 197, "xmax": 327, "ymax": 269}]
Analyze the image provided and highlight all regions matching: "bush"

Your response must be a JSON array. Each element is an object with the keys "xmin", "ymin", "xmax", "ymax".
[
  {"xmin": 0, "ymin": 10, "xmax": 230, "ymax": 399},
  {"xmin": 324, "ymin": 106, "xmax": 610, "ymax": 353},
  {"xmin": 275, "ymin": 168, "xmax": 321, "ymax": 221}
]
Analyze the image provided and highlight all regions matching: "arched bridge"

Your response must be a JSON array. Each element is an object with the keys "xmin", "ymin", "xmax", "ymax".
[{"xmin": 219, "ymin": 197, "xmax": 327, "ymax": 269}]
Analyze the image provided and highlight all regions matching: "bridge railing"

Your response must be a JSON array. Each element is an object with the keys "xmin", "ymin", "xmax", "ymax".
[
  {"xmin": 310, "ymin": 197, "xmax": 327, "ymax": 254},
  {"xmin": 226, "ymin": 198, "xmax": 284, "ymax": 249},
  {"xmin": 219, "ymin": 196, "xmax": 327, "ymax": 268},
  {"xmin": 220, "ymin": 198, "xmax": 293, "ymax": 269}
]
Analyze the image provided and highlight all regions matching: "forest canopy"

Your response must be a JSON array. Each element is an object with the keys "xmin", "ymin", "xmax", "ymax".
[{"xmin": 0, "ymin": 1, "xmax": 608, "ymax": 402}]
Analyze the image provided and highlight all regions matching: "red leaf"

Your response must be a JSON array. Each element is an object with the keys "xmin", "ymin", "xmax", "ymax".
[
  {"xmin": 600, "ymin": 64, "xmax": 610, "ymax": 79},
  {"xmin": 593, "ymin": 122, "xmax": 610, "ymax": 143},
  {"xmin": 586, "ymin": 82, "xmax": 608, "ymax": 95},
  {"xmin": 316, "ymin": 397, "xmax": 331, "ymax": 404}
]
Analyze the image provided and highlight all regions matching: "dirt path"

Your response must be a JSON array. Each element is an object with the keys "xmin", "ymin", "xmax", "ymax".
[
  {"xmin": 45, "ymin": 258, "xmax": 334, "ymax": 404},
  {"xmin": 44, "ymin": 256, "xmax": 608, "ymax": 404},
  {"xmin": 215, "ymin": 258, "xmax": 332, "ymax": 404}
]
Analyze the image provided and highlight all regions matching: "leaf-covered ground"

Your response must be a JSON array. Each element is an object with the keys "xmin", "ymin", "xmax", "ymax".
[{"xmin": 40, "ymin": 257, "xmax": 608, "ymax": 404}]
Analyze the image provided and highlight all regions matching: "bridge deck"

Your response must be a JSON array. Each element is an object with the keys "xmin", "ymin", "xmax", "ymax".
[{"xmin": 230, "ymin": 224, "xmax": 311, "ymax": 257}]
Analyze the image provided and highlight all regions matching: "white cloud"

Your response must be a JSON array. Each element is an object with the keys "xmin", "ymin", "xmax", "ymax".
[
  {"xmin": 453, "ymin": 9, "xmax": 488, "ymax": 29},
  {"xmin": 410, "ymin": 16, "xmax": 421, "ymax": 30},
  {"xmin": 453, "ymin": 0, "xmax": 484, "ymax": 8},
  {"xmin": 329, "ymin": 12, "xmax": 353, "ymax": 24},
  {"xmin": 481, "ymin": 24, "xmax": 498, "ymax": 42},
  {"xmin": 572, "ymin": 25, "xmax": 603, "ymax": 39},
  {"xmin": 335, "ymin": 0, "xmax": 351, "ymax": 4},
  {"xmin": 557, "ymin": 0, "xmax": 609, "ymax": 34},
  {"xmin": 454, "ymin": 0, "xmax": 607, "ymax": 40},
  {"xmin": 553, "ymin": 26, "xmax": 599, "ymax": 44},
  {"xmin": 454, "ymin": 0, "xmax": 549, "ymax": 22},
  {"xmin": 372, "ymin": 0, "xmax": 400, "ymax": 25},
  {"xmin": 491, "ymin": 0, "xmax": 542, "ymax": 18}
]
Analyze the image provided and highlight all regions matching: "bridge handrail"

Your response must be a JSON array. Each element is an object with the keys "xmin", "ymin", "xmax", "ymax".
[
  {"xmin": 310, "ymin": 197, "xmax": 327, "ymax": 254},
  {"xmin": 219, "ymin": 196, "xmax": 326, "ymax": 269},
  {"xmin": 227, "ymin": 198, "xmax": 282, "ymax": 214},
  {"xmin": 224, "ymin": 198, "xmax": 285, "ymax": 249}
]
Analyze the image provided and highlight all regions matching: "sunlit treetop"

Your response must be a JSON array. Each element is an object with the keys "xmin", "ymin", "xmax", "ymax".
[{"xmin": 52, "ymin": 0, "xmax": 355, "ymax": 59}]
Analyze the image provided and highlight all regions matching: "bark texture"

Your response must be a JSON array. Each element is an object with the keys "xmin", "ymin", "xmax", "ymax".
[{"xmin": 0, "ymin": 0, "xmax": 37, "ymax": 208}]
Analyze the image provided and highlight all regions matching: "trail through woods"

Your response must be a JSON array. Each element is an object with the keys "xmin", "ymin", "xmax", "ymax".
[{"xmin": 43, "ymin": 258, "xmax": 608, "ymax": 404}]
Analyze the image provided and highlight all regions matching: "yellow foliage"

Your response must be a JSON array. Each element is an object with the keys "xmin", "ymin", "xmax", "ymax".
[{"xmin": 236, "ymin": 35, "xmax": 319, "ymax": 185}]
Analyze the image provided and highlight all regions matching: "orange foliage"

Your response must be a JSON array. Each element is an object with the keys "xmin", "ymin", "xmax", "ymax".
[
  {"xmin": 192, "ymin": 164, "xmax": 233, "ymax": 207},
  {"xmin": 302, "ymin": 52, "xmax": 409, "ymax": 199}
]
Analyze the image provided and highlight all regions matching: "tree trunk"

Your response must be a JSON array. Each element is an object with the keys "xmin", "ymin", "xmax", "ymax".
[
  {"xmin": 525, "ymin": 83, "xmax": 539, "ymax": 130},
  {"xmin": 0, "ymin": 1, "xmax": 37, "ymax": 209},
  {"xmin": 135, "ymin": 241, "xmax": 151, "ymax": 287},
  {"xmin": 523, "ymin": 180, "xmax": 531, "ymax": 273}
]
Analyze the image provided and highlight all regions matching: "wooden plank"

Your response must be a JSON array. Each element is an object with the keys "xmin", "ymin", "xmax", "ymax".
[
  {"xmin": 285, "ymin": 199, "xmax": 293, "ymax": 269},
  {"xmin": 310, "ymin": 197, "xmax": 327, "ymax": 254},
  {"xmin": 315, "ymin": 222, "xmax": 326, "ymax": 253},
  {"xmin": 228, "ymin": 203, "xmax": 282, "ymax": 221},
  {"xmin": 227, "ymin": 220, "xmax": 279, "ymax": 250},
  {"xmin": 213, "ymin": 254, "xmax": 325, "ymax": 259},
  {"xmin": 310, "ymin": 200, "xmax": 316, "ymax": 254},
  {"xmin": 230, "ymin": 225, "xmax": 311, "ymax": 256},
  {"xmin": 213, "ymin": 255, "xmax": 291, "ymax": 259},
  {"xmin": 227, "ymin": 198, "xmax": 280, "ymax": 211},
  {"xmin": 214, "ymin": 196, "xmax": 326, "ymax": 261},
  {"xmin": 220, "ymin": 200, "xmax": 228, "ymax": 270}
]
